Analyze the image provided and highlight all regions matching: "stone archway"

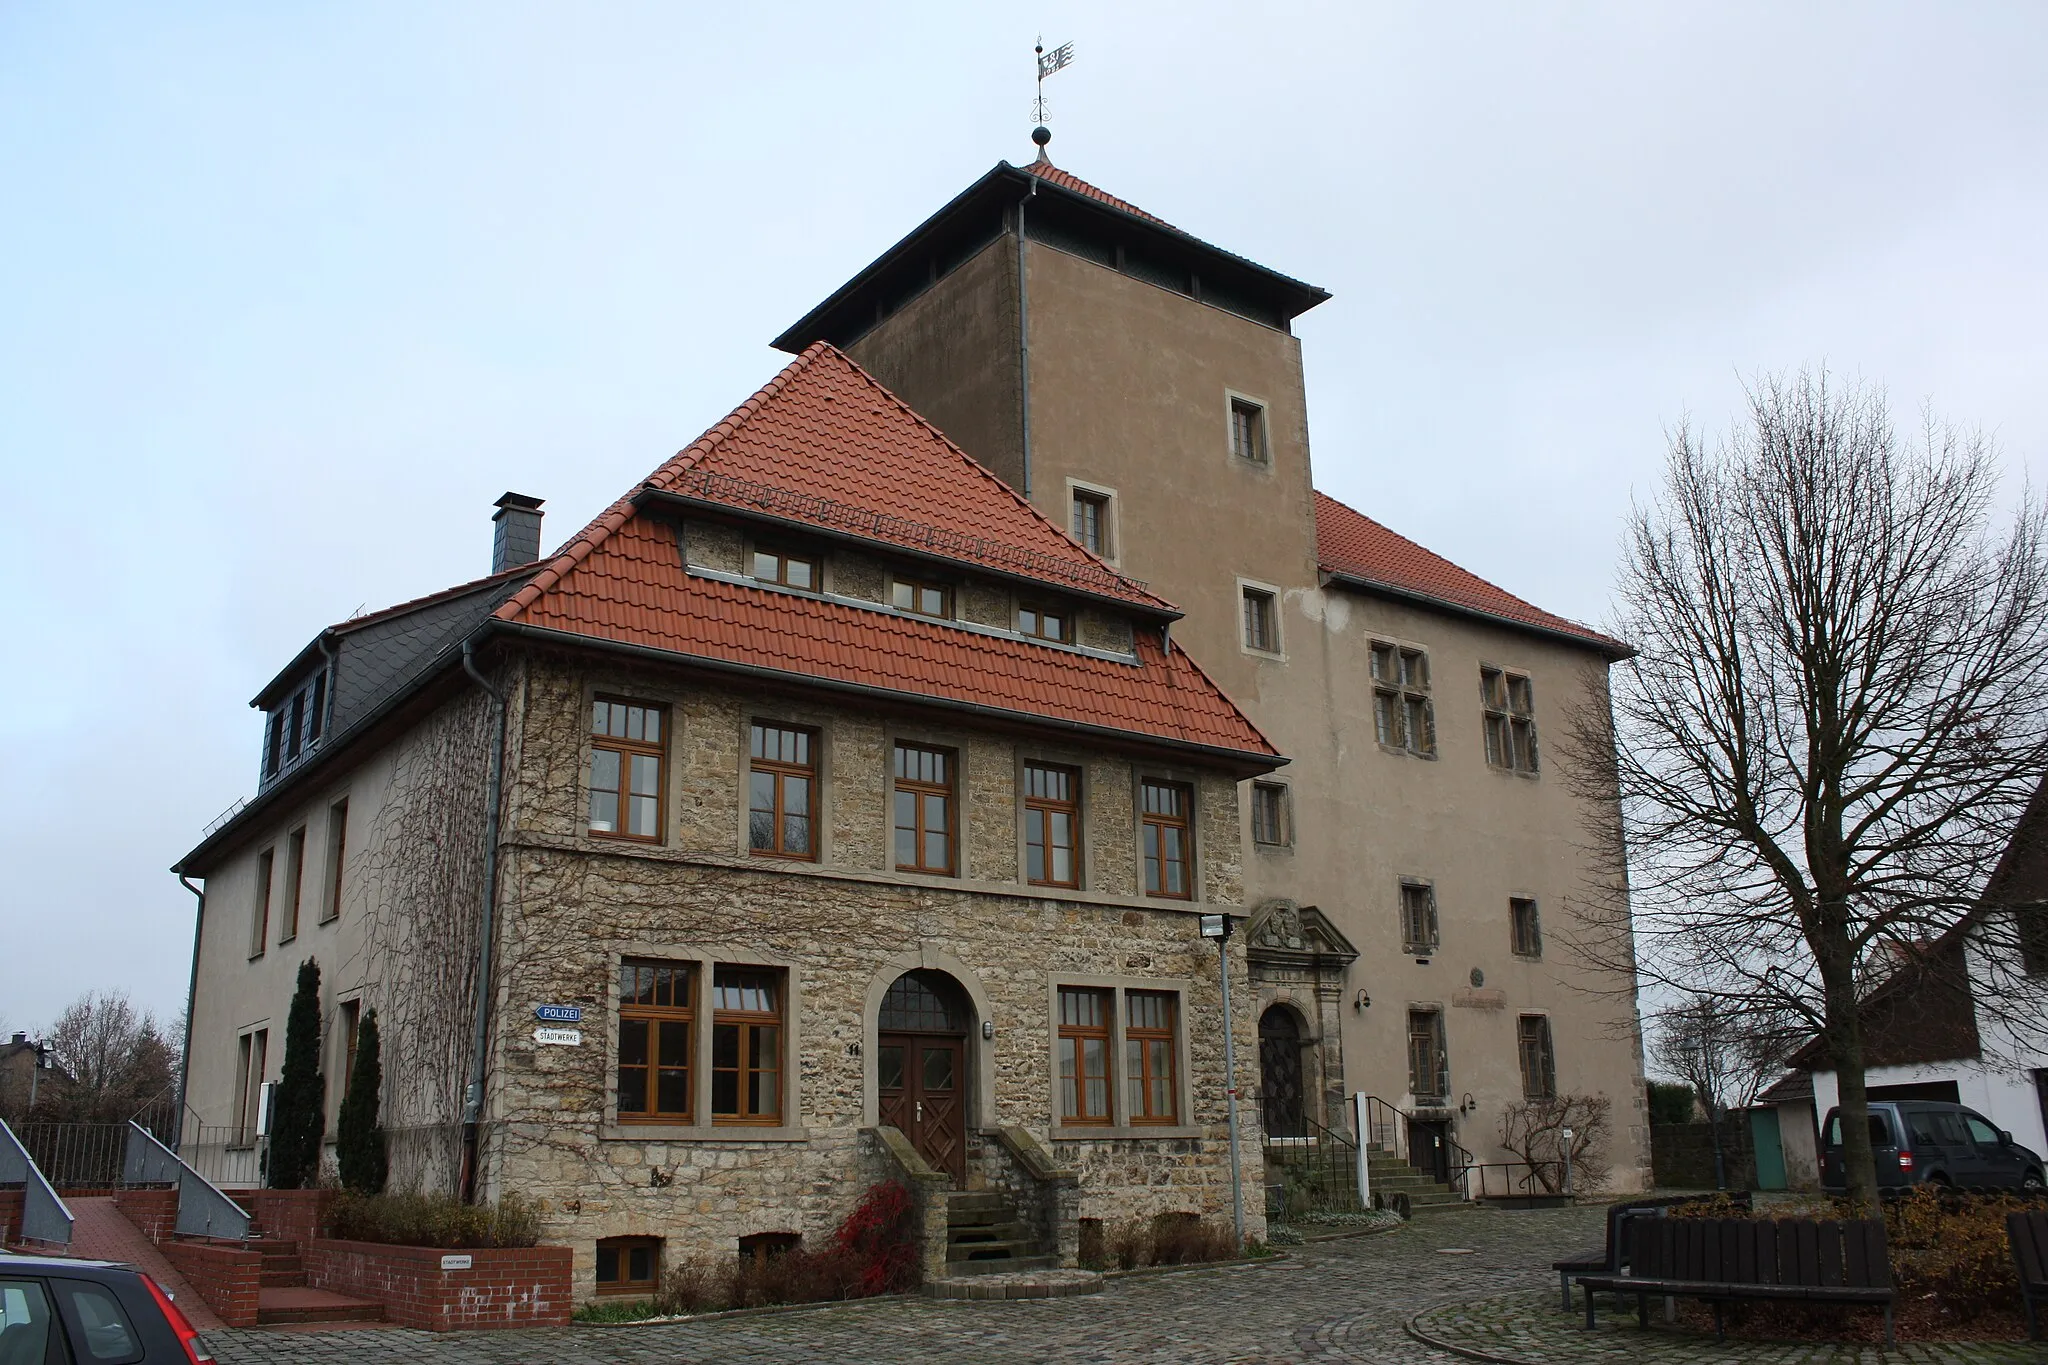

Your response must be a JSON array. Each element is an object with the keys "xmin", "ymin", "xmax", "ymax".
[
  {"xmin": 1246, "ymin": 899, "xmax": 1359, "ymax": 1132},
  {"xmin": 876, "ymin": 969, "xmax": 973, "ymax": 1182}
]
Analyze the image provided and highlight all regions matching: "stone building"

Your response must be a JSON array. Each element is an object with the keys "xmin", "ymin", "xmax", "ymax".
[
  {"xmin": 771, "ymin": 137, "xmax": 1652, "ymax": 1189},
  {"xmin": 175, "ymin": 343, "xmax": 1282, "ymax": 1295}
]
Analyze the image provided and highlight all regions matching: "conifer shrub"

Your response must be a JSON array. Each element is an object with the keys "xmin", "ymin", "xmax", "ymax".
[
  {"xmin": 266, "ymin": 959, "xmax": 326, "ymax": 1189},
  {"xmin": 335, "ymin": 1008, "xmax": 386, "ymax": 1194}
]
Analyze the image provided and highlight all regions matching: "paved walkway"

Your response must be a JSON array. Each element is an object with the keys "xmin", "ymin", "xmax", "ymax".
[
  {"xmin": 199, "ymin": 1205, "xmax": 2037, "ymax": 1364},
  {"xmin": 64, "ymin": 1197, "xmax": 226, "ymax": 1332},
  {"xmin": 1409, "ymin": 1289, "xmax": 2039, "ymax": 1364}
]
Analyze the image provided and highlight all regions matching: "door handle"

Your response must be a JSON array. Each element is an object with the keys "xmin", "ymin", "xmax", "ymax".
[{"xmin": 915, "ymin": 1100, "xmax": 924, "ymax": 1123}]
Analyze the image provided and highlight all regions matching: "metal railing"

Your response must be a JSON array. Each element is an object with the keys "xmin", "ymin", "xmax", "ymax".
[
  {"xmin": 1460, "ymin": 1160, "xmax": 1567, "ymax": 1202},
  {"xmin": 11, "ymin": 1122, "xmax": 131, "ymax": 1190},
  {"xmin": 123, "ymin": 1122, "xmax": 250, "ymax": 1240},
  {"xmin": 1359, "ymin": 1095, "xmax": 1475, "ymax": 1198},
  {"xmin": 1259, "ymin": 1099, "xmax": 1366, "ymax": 1218},
  {"xmin": 0, "ymin": 1118, "xmax": 74, "ymax": 1247},
  {"xmin": 172, "ymin": 1126, "xmax": 267, "ymax": 1190}
]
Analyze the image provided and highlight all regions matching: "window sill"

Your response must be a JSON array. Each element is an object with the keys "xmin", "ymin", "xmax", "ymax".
[
  {"xmin": 1051, "ymin": 1124, "xmax": 1202, "ymax": 1142},
  {"xmin": 600, "ymin": 1122, "xmax": 810, "ymax": 1143},
  {"xmin": 1486, "ymin": 764, "xmax": 1541, "ymax": 780},
  {"xmin": 1252, "ymin": 840, "xmax": 1293, "ymax": 856},
  {"xmin": 1379, "ymin": 744, "xmax": 1437, "ymax": 760}
]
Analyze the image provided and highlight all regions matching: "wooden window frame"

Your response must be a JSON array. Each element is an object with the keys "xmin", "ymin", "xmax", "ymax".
[
  {"xmin": 1229, "ymin": 397, "xmax": 1268, "ymax": 464},
  {"xmin": 1481, "ymin": 666, "xmax": 1539, "ymax": 773},
  {"xmin": 1241, "ymin": 586, "xmax": 1278, "ymax": 653},
  {"xmin": 249, "ymin": 848, "xmax": 274, "ymax": 959},
  {"xmin": 1510, "ymin": 897, "xmax": 1543, "ymax": 957},
  {"xmin": 1057, "ymin": 987, "xmax": 1114, "ymax": 1126},
  {"xmin": 337, "ymin": 1000, "xmax": 361, "ymax": 1095},
  {"xmin": 711, "ymin": 967, "xmax": 783, "ymax": 1126},
  {"xmin": 321, "ymin": 798, "xmax": 348, "ymax": 923},
  {"xmin": 893, "ymin": 743, "xmax": 956, "ymax": 876},
  {"xmin": 890, "ymin": 576, "xmax": 952, "ymax": 620},
  {"xmin": 594, "ymin": 1236, "xmax": 662, "ymax": 1296},
  {"xmin": 1141, "ymin": 780, "xmax": 1195, "ymax": 900},
  {"xmin": 280, "ymin": 827, "xmax": 306, "ymax": 943},
  {"xmin": 1372, "ymin": 642, "xmax": 1436, "ymax": 757},
  {"xmin": 1018, "ymin": 602, "xmax": 1072, "ymax": 643},
  {"xmin": 1517, "ymin": 1014, "xmax": 1557, "ymax": 1100},
  {"xmin": 1400, "ymin": 880, "xmax": 1439, "ymax": 955},
  {"xmin": 1407, "ymin": 1008, "xmax": 1447, "ymax": 1102},
  {"xmin": 234, "ymin": 1029, "xmax": 268, "ymax": 1145},
  {"xmin": 589, "ymin": 697, "xmax": 668, "ymax": 843},
  {"xmin": 1250, "ymin": 782, "xmax": 1289, "ymax": 847},
  {"xmin": 618, "ymin": 960, "xmax": 696, "ymax": 1125},
  {"xmin": 748, "ymin": 723, "xmax": 818, "ymax": 861},
  {"xmin": 1023, "ymin": 762, "xmax": 1082, "ymax": 889},
  {"xmin": 749, "ymin": 546, "xmax": 820, "ymax": 591},
  {"xmin": 1070, "ymin": 490, "xmax": 1111, "ymax": 557},
  {"xmin": 1124, "ymin": 990, "xmax": 1179, "ymax": 1125}
]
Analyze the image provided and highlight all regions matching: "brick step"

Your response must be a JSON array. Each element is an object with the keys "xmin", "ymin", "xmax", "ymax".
[
  {"xmin": 259, "ymin": 1268, "xmax": 308, "ymax": 1288},
  {"xmin": 942, "ymin": 1254, "xmax": 1057, "ymax": 1278},
  {"xmin": 256, "ymin": 1287, "xmax": 386, "ymax": 1326}
]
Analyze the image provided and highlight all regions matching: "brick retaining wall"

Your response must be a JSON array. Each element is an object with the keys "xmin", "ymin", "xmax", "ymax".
[
  {"xmin": 0, "ymin": 1189, "xmax": 22, "ymax": 1246},
  {"xmin": 162, "ymin": 1239, "xmax": 262, "ymax": 1327},
  {"xmin": 235, "ymin": 1188, "xmax": 332, "ymax": 1244},
  {"xmin": 113, "ymin": 1188, "xmax": 179, "ymax": 1243},
  {"xmin": 306, "ymin": 1239, "xmax": 573, "ymax": 1330}
]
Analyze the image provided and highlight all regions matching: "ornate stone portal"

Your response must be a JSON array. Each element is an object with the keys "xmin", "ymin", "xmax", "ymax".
[{"xmin": 1245, "ymin": 899, "xmax": 1358, "ymax": 1132}]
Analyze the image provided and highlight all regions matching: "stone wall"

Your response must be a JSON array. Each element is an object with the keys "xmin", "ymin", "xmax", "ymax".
[{"xmin": 485, "ymin": 652, "xmax": 1265, "ymax": 1298}]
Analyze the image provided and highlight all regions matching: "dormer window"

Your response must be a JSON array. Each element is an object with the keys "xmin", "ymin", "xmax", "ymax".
[
  {"xmin": 1018, "ymin": 603, "xmax": 1070, "ymax": 643},
  {"xmin": 262, "ymin": 673, "xmax": 329, "ymax": 783},
  {"xmin": 751, "ymin": 547, "xmax": 818, "ymax": 591},
  {"xmin": 891, "ymin": 577, "xmax": 951, "ymax": 620}
]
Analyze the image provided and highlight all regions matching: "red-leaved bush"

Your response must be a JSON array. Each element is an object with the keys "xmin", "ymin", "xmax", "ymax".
[{"xmin": 653, "ymin": 1180, "xmax": 919, "ymax": 1314}]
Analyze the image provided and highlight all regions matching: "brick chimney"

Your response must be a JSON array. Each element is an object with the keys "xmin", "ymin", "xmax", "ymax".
[{"xmin": 492, "ymin": 493, "xmax": 545, "ymax": 574}]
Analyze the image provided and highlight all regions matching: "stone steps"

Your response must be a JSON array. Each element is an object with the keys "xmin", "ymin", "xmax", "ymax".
[
  {"xmin": 943, "ymin": 1188, "xmax": 1045, "ymax": 1272},
  {"xmin": 256, "ymin": 1287, "xmax": 386, "ymax": 1326}
]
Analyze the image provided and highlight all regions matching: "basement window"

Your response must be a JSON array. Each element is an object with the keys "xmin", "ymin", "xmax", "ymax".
[{"xmin": 595, "ymin": 1237, "xmax": 661, "ymax": 1295}]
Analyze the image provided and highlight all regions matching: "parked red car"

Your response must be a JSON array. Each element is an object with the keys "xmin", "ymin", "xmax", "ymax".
[{"xmin": 0, "ymin": 1253, "xmax": 213, "ymax": 1364}]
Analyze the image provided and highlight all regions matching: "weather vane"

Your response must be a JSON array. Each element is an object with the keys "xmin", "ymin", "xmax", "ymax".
[{"xmin": 1032, "ymin": 37, "xmax": 1074, "ymax": 130}]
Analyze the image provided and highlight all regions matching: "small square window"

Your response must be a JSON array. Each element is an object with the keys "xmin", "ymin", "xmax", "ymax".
[
  {"xmin": 738, "ymin": 1232, "xmax": 801, "ymax": 1263},
  {"xmin": 1250, "ymin": 782, "xmax": 1289, "ymax": 846},
  {"xmin": 891, "ymin": 577, "xmax": 951, "ymax": 619},
  {"xmin": 1230, "ymin": 399, "xmax": 1267, "ymax": 464},
  {"xmin": 1242, "ymin": 587, "xmax": 1278, "ymax": 653},
  {"xmin": 1019, "ymin": 603, "xmax": 1071, "ymax": 643},
  {"xmin": 595, "ymin": 1236, "xmax": 662, "ymax": 1294},
  {"xmin": 751, "ymin": 547, "xmax": 819, "ymax": 591},
  {"xmin": 1071, "ymin": 490, "xmax": 1111, "ymax": 556}
]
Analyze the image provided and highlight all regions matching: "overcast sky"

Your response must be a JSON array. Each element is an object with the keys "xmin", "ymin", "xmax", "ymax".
[{"xmin": 3, "ymin": 3, "xmax": 2044, "ymax": 1034}]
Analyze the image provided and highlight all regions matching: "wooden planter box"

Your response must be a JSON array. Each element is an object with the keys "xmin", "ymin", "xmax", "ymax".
[{"xmin": 306, "ymin": 1239, "xmax": 572, "ymax": 1331}]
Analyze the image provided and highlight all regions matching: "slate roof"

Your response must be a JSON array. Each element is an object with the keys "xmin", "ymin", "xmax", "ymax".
[
  {"xmin": 496, "ymin": 344, "xmax": 1278, "ymax": 762},
  {"xmin": 1313, "ymin": 491, "xmax": 1631, "ymax": 658}
]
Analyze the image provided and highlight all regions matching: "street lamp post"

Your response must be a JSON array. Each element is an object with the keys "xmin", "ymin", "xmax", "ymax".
[{"xmin": 1200, "ymin": 913, "xmax": 1245, "ymax": 1248}]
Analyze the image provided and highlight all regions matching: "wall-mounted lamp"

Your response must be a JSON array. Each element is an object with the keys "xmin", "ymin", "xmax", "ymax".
[
  {"xmin": 1459, "ymin": 1092, "xmax": 1476, "ymax": 1117},
  {"xmin": 1353, "ymin": 989, "xmax": 1371, "ymax": 1011},
  {"xmin": 981, "ymin": 1020, "xmax": 994, "ymax": 1041}
]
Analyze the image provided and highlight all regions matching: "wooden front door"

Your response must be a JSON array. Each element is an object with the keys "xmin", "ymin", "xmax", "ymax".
[
  {"xmin": 878, "ymin": 1032, "xmax": 966, "ymax": 1182},
  {"xmin": 1258, "ymin": 1007, "xmax": 1306, "ymax": 1138}
]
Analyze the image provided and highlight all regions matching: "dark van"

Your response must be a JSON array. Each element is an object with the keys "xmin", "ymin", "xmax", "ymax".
[{"xmin": 1820, "ymin": 1099, "xmax": 2046, "ymax": 1192}]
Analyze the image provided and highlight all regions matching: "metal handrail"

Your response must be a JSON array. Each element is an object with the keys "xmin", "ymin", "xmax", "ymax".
[
  {"xmin": 1360, "ymin": 1094, "xmax": 1476, "ymax": 1198},
  {"xmin": 123, "ymin": 1121, "xmax": 250, "ymax": 1240},
  {"xmin": 1259, "ymin": 1098, "xmax": 1366, "ymax": 1216},
  {"xmin": 0, "ymin": 1117, "xmax": 74, "ymax": 1247}
]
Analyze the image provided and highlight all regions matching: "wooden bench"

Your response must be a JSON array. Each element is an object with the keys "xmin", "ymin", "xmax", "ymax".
[
  {"xmin": 1575, "ymin": 1216, "xmax": 1894, "ymax": 1347},
  {"xmin": 2012, "ymin": 1209, "xmax": 2048, "ymax": 1342},
  {"xmin": 1551, "ymin": 1192, "xmax": 1751, "ymax": 1311}
]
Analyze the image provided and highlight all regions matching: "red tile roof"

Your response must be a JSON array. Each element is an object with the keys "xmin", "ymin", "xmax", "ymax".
[
  {"xmin": 1025, "ymin": 154, "xmax": 1174, "ymax": 229},
  {"xmin": 637, "ymin": 342, "xmax": 1164, "ymax": 611},
  {"xmin": 495, "ymin": 346, "xmax": 1278, "ymax": 762},
  {"xmin": 1313, "ymin": 491, "xmax": 1629, "ymax": 656}
]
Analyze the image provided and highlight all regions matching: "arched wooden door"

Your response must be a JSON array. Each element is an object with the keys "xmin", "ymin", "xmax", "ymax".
[
  {"xmin": 877, "ymin": 970, "xmax": 970, "ymax": 1182},
  {"xmin": 1259, "ymin": 1006, "xmax": 1306, "ymax": 1138}
]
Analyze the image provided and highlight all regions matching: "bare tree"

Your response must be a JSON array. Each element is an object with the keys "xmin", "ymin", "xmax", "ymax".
[
  {"xmin": 1569, "ymin": 369, "xmax": 2048, "ymax": 1213},
  {"xmin": 35, "ymin": 991, "xmax": 178, "ymax": 1124},
  {"xmin": 1649, "ymin": 993, "xmax": 1794, "ymax": 1188},
  {"xmin": 1499, "ymin": 1094, "xmax": 1612, "ymax": 1196}
]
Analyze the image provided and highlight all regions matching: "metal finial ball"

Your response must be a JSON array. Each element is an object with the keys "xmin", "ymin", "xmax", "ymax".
[{"xmin": 1032, "ymin": 125, "xmax": 1051, "ymax": 147}]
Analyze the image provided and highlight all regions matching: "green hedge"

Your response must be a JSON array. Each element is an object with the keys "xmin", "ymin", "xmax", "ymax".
[{"xmin": 328, "ymin": 1191, "xmax": 540, "ymax": 1249}]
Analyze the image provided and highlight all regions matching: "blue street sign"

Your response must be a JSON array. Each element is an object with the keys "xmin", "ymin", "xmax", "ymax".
[{"xmin": 534, "ymin": 1005, "xmax": 583, "ymax": 1023}]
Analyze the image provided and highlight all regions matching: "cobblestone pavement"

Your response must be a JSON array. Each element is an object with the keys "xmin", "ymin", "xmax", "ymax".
[
  {"xmin": 1409, "ymin": 1289, "xmax": 2042, "ymax": 1364},
  {"xmin": 197, "ymin": 1206, "xmax": 2038, "ymax": 1364}
]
